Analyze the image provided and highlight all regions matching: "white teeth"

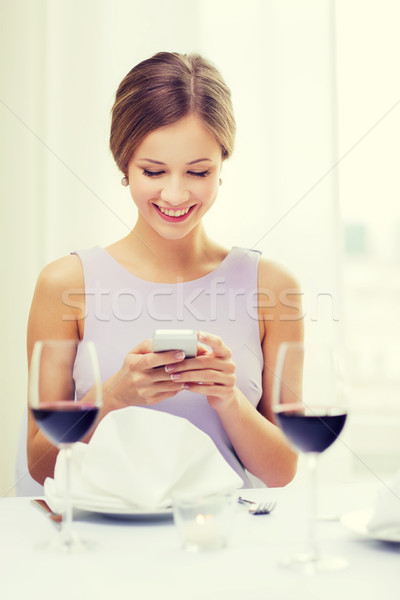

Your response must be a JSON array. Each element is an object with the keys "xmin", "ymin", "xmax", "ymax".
[{"xmin": 158, "ymin": 206, "xmax": 190, "ymax": 217}]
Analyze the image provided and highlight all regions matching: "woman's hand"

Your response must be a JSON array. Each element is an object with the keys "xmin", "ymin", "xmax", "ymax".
[
  {"xmin": 102, "ymin": 339, "xmax": 188, "ymax": 412},
  {"xmin": 164, "ymin": 331, "xmax": 238, "ymax": 410}
]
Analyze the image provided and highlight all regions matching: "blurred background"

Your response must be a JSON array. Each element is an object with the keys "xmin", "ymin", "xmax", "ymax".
[{"xmin": 1, "ymin": 0, "xmax": 399, "ymax": 495}]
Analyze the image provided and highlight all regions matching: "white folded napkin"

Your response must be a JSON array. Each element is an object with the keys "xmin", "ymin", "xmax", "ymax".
[
  {"xmin": 45, "ymin": 443, "xmax": 129, "ymax": 513},
  {"xmin": 367, "ymin": 470, "xmax": 400, "ymax": 535},
  {"xmin": 45, "ymin": 407, "xmax": 242, "ymax": 512}
]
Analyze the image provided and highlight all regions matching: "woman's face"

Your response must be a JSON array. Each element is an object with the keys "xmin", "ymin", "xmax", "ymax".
[{"xmin": 127, "ymin": 113, "xmax": 223, "ymax": 240}]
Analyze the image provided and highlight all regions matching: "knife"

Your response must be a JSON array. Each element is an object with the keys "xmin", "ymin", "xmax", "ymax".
[{"xmin": 31, "ymin": 499, "xmax": 62, "ymax": 529}]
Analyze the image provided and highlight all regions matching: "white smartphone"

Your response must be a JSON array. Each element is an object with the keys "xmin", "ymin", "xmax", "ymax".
[{"xmin": 152, "ymin": 329, "xmax": 198, "ymax": 358}]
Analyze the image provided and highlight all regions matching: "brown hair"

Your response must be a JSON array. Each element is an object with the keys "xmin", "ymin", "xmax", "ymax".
[{"xmin": 110, "ymin": 52, "xmax": 236, "ymax": 174}]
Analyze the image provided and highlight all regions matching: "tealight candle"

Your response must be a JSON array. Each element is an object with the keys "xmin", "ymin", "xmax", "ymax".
[
  {"xmin": 172, "ymin": 493, "xmax": 235, "ymax": 552},
  {"xmin": 183, "ymin": 513, "xmax": 222, "ymax": 550}
]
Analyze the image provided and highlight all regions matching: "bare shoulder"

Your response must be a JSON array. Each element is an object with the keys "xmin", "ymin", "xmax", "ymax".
[
  {"xmin": 256, "ymin": 257, "xmax": 303, "ymax": 328},
  {"xmin": 35, "ymin": 254, "xmax": 84, "ymax": 293},
  {"xmin": 258, "ymin": 257, "xmax": 301, "ymax": 294},
  {"xmin": 28, "ymin": 255, "xmax": 85, "ymax": 349}
]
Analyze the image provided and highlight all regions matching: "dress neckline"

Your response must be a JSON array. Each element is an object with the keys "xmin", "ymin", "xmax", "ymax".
[{"xmin": 97, "ymin": 246, "xmax": 238, "ymax": 286}]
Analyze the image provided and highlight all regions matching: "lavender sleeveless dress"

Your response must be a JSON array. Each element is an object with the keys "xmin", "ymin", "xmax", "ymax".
[{"xmin": 72, "ymin": 246, "xmax": 263, "ymax": 487}]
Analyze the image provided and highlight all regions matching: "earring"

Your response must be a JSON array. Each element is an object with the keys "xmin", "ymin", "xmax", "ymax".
[
  {"xmin": 219, "ymin": 178, "xmax": 223, "ymax": 186},
  {"xmin": 121, "ymin": 175, "xmax": 129, "ymax": 187}
]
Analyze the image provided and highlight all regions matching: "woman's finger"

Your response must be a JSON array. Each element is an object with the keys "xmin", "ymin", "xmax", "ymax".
[
  {"xmin": 181, "ymin": 383, "xmax": 232, "ymax": 399},
  {"xmin": 169, "ymin": 368, "xmax": 228, "ymax": 385},
  {"xmin": 197, "ymin": 331, "xmax": 230, "ymax": 359},
  {"xmin": 128, "ymin": 338, "xmax": 153, "ymax": 355},
  {"xmin": 196, "ymin": 342, "xmax": 213, "ymax": 356},
  {"xmin": 127, "ymin": 339, "xmax": 186, "ymax": 370},
  {"xmin": 150, "ymin": 349, "xmax": 186, "ymax": 369}
]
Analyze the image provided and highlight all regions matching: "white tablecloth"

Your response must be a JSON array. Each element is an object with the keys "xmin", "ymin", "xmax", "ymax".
[{"xmin": 0, "ymin": 481, "xmax": 398, "ymax": 600}]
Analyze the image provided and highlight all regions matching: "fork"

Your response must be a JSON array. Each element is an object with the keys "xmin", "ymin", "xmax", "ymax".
[
  {"xmin": 238, "ymin": 497, "xmax": 277, "ymax": 515},
  {"xmin": 248, "ymin": 501, "xmax": 276, "ymax": 515},
  {"xmin": 31, "ymin": 499, "xmax": 62, "ymax": 529}
]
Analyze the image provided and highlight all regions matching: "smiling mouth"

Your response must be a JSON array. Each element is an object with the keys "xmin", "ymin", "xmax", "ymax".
[{"xmin": 153, "ymin": 203, "xmax": 195, "ymax": 222}]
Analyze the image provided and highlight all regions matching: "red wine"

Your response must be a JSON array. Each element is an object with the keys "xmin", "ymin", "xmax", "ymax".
[
  {"xmin": 32, "ymin": 402, "xmax": 99, "ymax": 445},
  {"xmin": 276, "ymin": 406, "xmax": 347, "ymax": 453}
]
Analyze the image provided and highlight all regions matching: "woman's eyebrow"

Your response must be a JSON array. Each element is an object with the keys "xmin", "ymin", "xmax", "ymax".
[
  {"xmin": 138, "ymin": 158, "xmax": 212, "ymax": 165},
  {"xmin": 138, "ymin": 158, "xmax": 165, "ymax": 165},
  {"xmin": 187, "ymin": 158, "xmax": 212, "ymax": 165}
]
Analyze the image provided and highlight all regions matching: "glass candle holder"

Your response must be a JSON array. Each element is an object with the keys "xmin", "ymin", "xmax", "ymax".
[{"xmin": 172, "ymin": 492, "xmax": 235, "ymax": 552}]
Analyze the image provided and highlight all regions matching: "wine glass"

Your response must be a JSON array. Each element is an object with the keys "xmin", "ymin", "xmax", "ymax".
[
  {"xmin": 272, "ymin": 341, "xmax": 348, "ymax": 574},
  {"xmin": 29, "ymin": 339, "xmax": 102, "ymax": 552}
]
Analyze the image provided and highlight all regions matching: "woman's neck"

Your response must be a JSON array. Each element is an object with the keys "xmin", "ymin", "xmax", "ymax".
[
  {"xmin": 106, "ymin": 228, "xmax": 229, "ymax": 284},
  {"xmin": 130, "ymin": 219, "xmax": 212, "ymax": 273}
]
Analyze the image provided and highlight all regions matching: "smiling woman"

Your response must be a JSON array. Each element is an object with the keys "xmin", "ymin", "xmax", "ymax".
[{"xmin": 26, "ymin": 51, "xmax": 303, "ymax": 491}]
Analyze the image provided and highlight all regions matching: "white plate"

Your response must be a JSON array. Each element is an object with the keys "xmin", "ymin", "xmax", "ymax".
[
  {"xmin": 45, "ymin": 482, "xmax": 174, "ymax": 520},
  {"xmin": 73, "ymin": 499, "xmax": 173, "ymax": 520},
  {"xmin": 341, "ymin": 509, "xmax": 400, "ymax": 543}
]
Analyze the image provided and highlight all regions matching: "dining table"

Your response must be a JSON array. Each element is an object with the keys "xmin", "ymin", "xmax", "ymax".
[{"xmin": 0, "ymin": 479, "xmax": 398, "ymax": 600}]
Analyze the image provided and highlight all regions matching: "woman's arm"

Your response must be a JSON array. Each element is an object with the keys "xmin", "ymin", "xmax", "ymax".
[
  {"xmin": 215, "ymin": 259, "xmax": 304, "ymax": 486},
  {"xmin": 27, "ymin": 255, "xmax": 84, "ymax": 485},
  {"xmin": 169, "ymin": 258, "xmax": 304, "ymax": 487},
  {"xmin": 26, "ymin": 255, "xmax": 188, "ymax": 484}
]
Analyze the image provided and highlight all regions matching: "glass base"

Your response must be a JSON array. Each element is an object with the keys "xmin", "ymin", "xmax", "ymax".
[
  {"xmin": 182, "ymin": 539, "xmax": 227, "ymax": 552},
  {"xmin": 279, "ymin": 552, "xmax": 348, "ymax": 575},
  {"xmin": 36, "ymin": 530, "xmax": 94, "ymax": 554},
  {"xmin": 316, "ymin": 513, "xmax": 342, "ymax": 522}
]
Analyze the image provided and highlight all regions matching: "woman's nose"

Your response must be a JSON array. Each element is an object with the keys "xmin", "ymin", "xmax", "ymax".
[{"xmin": 160, "ymin": 180, "xmax": 190, "ymax": 205}]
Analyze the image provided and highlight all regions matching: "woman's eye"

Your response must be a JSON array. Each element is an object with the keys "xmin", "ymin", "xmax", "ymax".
[
  {"xmin": 143, "ymin": 169, "xmax": 164, "ymax": 177},
  {"xmin": 189, "ymin": 170, "xmax": 210, "ymax": 178},
  {"xmin": 142, "ymin": 169, "xmax": 210, "ymax": 178}
]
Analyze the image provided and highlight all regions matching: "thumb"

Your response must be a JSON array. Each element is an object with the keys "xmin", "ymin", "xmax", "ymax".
[
  {"xmin": 129, "ymin": 338, "xmax": 153, "ymax": 355},
  {"xmin": 196, "ymin": 342, "xmax": 213, "ymax": 356}
]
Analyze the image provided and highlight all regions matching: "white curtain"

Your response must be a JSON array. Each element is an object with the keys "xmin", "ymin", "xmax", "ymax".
[{"xmin": 1, "ymin": 0, "xmax": 339, "ymax": 494}]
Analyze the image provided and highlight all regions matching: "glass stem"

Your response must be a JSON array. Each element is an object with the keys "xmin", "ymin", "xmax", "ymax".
[
  {"xmin": 307, "ymin": 452, "xmax": 319, "ymax": 561},
  {"xmin": 62, "ymin": 445, "xmax": 73, "ymax": 546}
]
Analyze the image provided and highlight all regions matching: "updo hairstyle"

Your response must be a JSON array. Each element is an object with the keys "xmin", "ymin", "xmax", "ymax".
[{"xmin": 110, "ymin": 52, "xmax": 236, "ymax": 174}]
